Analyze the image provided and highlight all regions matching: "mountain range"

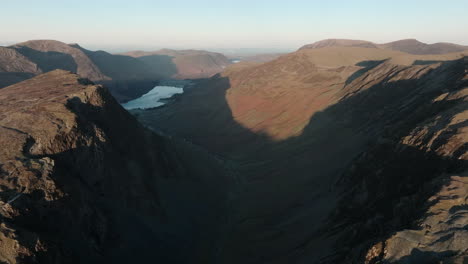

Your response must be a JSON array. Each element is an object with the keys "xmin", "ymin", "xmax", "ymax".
[
  {"xmin": 0, "ymin": 39, "xmax": 467, "ymax": 263},
  {"xmin": 300, "ymin": 38, "xmax": 468, "ymax": 55},
  {"xmin": 0, "ymin": 40, "xmax": 231, "ymax": 101}
]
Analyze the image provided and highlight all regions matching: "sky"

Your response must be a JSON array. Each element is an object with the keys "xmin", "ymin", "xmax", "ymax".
[{"xmin": 1, "ymin": 0, "xmax": 468, "ymax": 52}]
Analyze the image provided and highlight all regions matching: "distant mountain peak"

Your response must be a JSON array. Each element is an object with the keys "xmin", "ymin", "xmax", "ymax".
[
  {"xmin": 299, "ymin": 39, "xmax": 378, "ymax": 50},
  {"xmin": 300, "ymin": 38, "xmax": 468, "ymax": 55}
]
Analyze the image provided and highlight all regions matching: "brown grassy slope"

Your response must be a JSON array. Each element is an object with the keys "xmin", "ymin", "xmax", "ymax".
[
  {"xmin": 379, "ymin": 38, "xmax": 468, "ymax": 55},
  {"xmin": 146, "ymin": 47, "xmax": 464, "ymax": 148},
  {"xmin": 134, "ymin": 47, "xmax": 468, "ymax": 263}
]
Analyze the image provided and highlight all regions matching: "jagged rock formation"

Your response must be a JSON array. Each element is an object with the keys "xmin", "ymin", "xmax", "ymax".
[
  {"xmin": 300, "ymin": 38, "xmax": 468, "ymax": 55},
  {"xmin": 121, "ymin": 49, "xmax": 231, "ymax": 79},
  {"xmin": 135, "ymin": 47, "xmax": 468, "ymax": 263},
  {"xmin": 0, "ymin": 70, "xmax": 230, "ymax": 263}
]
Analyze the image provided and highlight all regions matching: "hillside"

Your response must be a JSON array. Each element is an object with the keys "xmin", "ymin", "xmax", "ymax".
[
  {"xmin": 0, "ymin": 40, "xmax": 158, "ymax": 102},
  {"xmin": 0, "ymin": 40, "xmax": 231, "ymax": 102},
  {"xmin": 0, "ymin": 70, "xmax": 231, "ymax": 263},
  {"xmin": 300, "ymin": 38, "xmax": 468, "ymax": 55},
  {"xmin": 121, "ymin": 49, "xmax": 231, "ymax": 79},
  {"xmin": 134, "ymin": 47, "xmax": 468, "ymax": 263},
  {"xmin": 0, "ymin": 47, "xmax": 41, "ymax": 88},
  {"xmin": 11, "ymin": 40, "xmax": 108, "ymax": 80}
]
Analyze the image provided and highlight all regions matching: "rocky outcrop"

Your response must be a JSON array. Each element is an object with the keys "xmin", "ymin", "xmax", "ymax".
[
  {"xmin": 0, "ymin": 70, "xmax": 230, "ymax": 263},
  {"xmin": 327, "ymin": 57, "xmax": 468, "ymax": 263}
]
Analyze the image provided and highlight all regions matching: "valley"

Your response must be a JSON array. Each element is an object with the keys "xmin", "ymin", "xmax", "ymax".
[
  {"xmin": 0, "ymin": 37, "xmax": 467, "ymax": 264},
  {"xmin": 132, "ymin": 45, "xmax": 468, "ymax": 263}
]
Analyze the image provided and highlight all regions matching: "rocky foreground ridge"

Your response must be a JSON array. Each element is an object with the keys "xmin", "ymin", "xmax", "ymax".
[{"xmin": 0, "ymin": 70, "xmax": 230, "ymax": 263}]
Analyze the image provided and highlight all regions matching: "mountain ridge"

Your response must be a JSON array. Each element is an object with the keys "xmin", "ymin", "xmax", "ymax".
[
  {"xmin": 0, "ymin": 40, "xmax": 232, "ymax": 101},
  {"xmin": 300, "ymin": 38, "xmax": 468, "ymax": 55},
  {"xmin": 120, "ymin": 48, "xmax": 231, "ymax": 79}
]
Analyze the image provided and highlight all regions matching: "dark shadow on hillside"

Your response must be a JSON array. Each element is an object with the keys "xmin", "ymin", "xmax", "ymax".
[
  {"xmin": 14, "ymin": 46, "xmax": 77, "ymax": 73},
  {"xmin": 397, "ymin": 249, "xmax": 458, "ymax": 264},
  {"xmin": 96, "ymin": 79, "xmax": 159, "ymax": 103},
  {"xmin": 345, "ymin": 60, "xmax": 386, "ymax": 85},
  {"xmin": 1, "ymin": 86, "xmax": 229, "ymax": 263},
  {"xmin": 0, "ymin": 72, "xmax": 35, "ymax": 88},
  {"xmin": 71, "ymin": 47, "xmax": 179, "ymax": 102},
  {"xmin": 127, "ymin": 57, "xmax": 467, "ymax": 263},
  {"xmin": 413, "ymin": 60, "xmax": 444, "ymax": 65},
  {"xmin": 138, "ymin": 55, "xmax": 178, "ymax": 79},
  {"xmin": 78, "ymin": 48, "xmax": 169, "ymax": 80}
]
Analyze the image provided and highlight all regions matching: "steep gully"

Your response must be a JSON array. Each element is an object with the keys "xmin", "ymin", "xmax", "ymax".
[{"xmin": 132, "ymin": 56, "xmax": 468, "ymax": 263}]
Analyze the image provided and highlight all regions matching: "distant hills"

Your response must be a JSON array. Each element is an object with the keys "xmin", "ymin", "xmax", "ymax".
[
  {"xmin": 121, "ymin": 49, "xmax": 231, "ymax": 79},
  {"xmin": 1, "ymin": 38, "xmax": 468, "ymax": 263},
  {"xmin": 1, "ymin": 38, "xmax": 467, "ymax": 102},
  {"xmin": 0, "ymin": 40, "xmax": 231, "ymax": 101},
  {"xmin": 300, "ymin": 38, "xmax": 468, "ymax": 54}
]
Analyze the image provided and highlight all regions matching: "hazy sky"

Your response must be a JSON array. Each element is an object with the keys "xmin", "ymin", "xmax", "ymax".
[{"xmin": 2, "ymin": 0, "xmax": 468, "ymax": 51}]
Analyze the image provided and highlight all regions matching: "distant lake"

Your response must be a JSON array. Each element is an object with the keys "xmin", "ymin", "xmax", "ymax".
[{"xmin": 122, "ymin": 85, "xmax": 184, "ymax": 110}]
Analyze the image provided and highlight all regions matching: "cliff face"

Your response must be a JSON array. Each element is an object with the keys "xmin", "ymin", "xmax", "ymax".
[
  {"xmin": 134, "ymin": 47, "xmax": 468, "ymax": 263},
  {"xmin": 325, "ymin": 57, "xmax": 468, "ymax": 263},
  {"xmin": 0, "ymin": 70, "xmax": 229, "ymax": 263}
]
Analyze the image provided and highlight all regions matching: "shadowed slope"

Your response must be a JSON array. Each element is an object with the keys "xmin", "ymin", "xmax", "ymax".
[
  {"xmin": 0, "ymin": 70, "xmax": 230, "ymax": 264},
  {"xmin": 0, "ymin": 47, "xmax": 41, "ymax": 88},
  {"xmin": 1, "ymin": 40, "xmax": 162, "ymax": 102},
  {"xmin": 134, "ymin": 46, "xmax": 468, "ymax": 263},
  {"xmin": 122, "ymin": 49, "xmax": 231, "ymax": 79},
  {"xmin": 11, "ymin": 40, "xmax": 108, "ymax": 80}
]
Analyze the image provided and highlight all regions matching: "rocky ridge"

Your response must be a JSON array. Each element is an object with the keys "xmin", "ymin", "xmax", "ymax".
[{"xmin": 0, "ymin": 70, "xmax": 230, "ymax": 263}]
